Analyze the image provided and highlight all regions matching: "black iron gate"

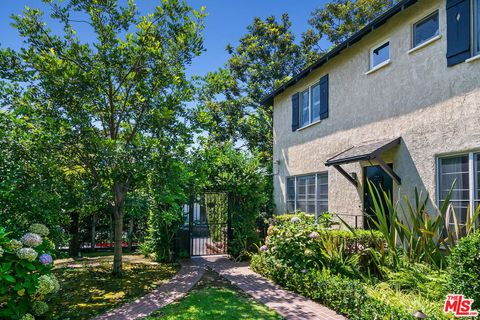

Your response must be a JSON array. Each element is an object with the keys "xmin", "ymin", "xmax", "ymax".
[{"xmin": 176, "ymin": 192, "xmax": 231, "ymax": 257}]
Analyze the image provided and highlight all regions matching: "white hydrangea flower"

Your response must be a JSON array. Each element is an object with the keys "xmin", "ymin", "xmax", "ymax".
[
  {"xmin": 20, "ymin": 233, "xmax": 43, "ymax": 248},
  {"xmin": 29, "ymin": 224, "xmax": 49, "ymax": 237},
  {"xmin": 16, "ymin": 248, "xmax": 38, "ymax": 262}
]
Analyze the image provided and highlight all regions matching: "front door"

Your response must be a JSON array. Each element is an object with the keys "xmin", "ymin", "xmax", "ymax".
[{"xmin": 363, "ymin": 165, "xmax": 393, "ymax": 229}]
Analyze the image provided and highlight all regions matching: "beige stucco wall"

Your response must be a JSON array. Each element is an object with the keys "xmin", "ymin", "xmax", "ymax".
[{"xmin": 272, "ymin": 0, "xmax": 480, "ymax": 227}]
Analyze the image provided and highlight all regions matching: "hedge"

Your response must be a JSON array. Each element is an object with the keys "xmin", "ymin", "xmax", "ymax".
[{"xmin": 250, "ymin": 254, "xmax": 413, "ymax": 320}]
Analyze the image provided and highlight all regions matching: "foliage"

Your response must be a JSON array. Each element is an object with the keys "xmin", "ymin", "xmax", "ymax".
[
  {"xmin": 446, "ymin": 232, "xmax": 480, "ymax": 309},
  {"xmin": 272, "ymin": 213, "xmax": 316, "ymax": 227},
  {"xmin": 250, "ymin": 254, "xmax": 412, "ymax": 320},
  {"xmin": 362, "ymin": 181, "xmax": 480, "ymax": 269},
  {"xmin": 302, "ymin": 0, "xmax": 397, "ymax": 64},
  {"xmin": 47, "ymin": 254, "xmax": 178, "ymax": 320},
  {"xmin": 191, "ymin": 142, "xmax": 269, "ymax": 259},
  {"xmin": 0, "ymin": 0, "xmax": 205, "ymax": 274},
  {"xmin": 265, "ymin": 214, "xmax": 384, "ymax": 277},
  {"xmin": 0, "ymin": 225, "xmax": 58, "ymax": 320},
  {"xmin": 194, "ymin": 14, "xmax": 303, "ymax": 166},
  {"xmin": 205, "ymin": 193, "xmax": 228, "ymax": 243}
]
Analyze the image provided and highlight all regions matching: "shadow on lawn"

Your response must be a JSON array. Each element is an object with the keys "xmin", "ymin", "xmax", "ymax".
[{"xmin": 46, "ymin": 255, "xmax": 179, "ymax": 320}]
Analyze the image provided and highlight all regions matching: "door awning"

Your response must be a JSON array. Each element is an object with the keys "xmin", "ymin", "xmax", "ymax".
[{"xmin": 325, "ymin": 137, "xmax": 402, "ymax": 186}]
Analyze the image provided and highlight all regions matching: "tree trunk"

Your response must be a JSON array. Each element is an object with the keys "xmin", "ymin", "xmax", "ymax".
[
  {"xmin": 91, "ymin": 214, "xmax": 96, "ymax": 252},
  {"xmin": 69, "ymin": 212, "xmax": 80, "ymax": 258},
  {"xmin": 128, "ymin": 218, "xmax": 134, "ymax": 252},
  {"xmin": 112, "ymin": 182, "xmax": 127, "ymax": 276}
]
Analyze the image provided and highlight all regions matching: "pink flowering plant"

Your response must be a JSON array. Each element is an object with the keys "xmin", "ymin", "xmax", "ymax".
[{"xmin": 0, "ymin": 224, "xmax": 58, "ymax": 320}]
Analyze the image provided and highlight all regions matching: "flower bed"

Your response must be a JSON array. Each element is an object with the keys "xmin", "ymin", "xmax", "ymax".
[
  {"xmin": 0, "ymin": 224, "xmax": 58, "ymax": 320},
  {"xmin": 251, "ymin": 214, "xmax": 459, "ymax": 319}
]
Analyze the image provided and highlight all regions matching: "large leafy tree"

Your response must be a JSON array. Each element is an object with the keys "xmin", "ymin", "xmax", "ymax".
[
  {"xmin": 195, "ymin": 14, "xmax": 303, "ymax": 166},
  {"xmin": 0, "ymin": 0, "xmax": 205, "ymax": 274},
  {"xmin": 302, "ymin": 0, "xmax": 396, "ymax": 64}
]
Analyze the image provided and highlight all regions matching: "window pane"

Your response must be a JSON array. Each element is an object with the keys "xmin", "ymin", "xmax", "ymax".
[
  {"xmin": 316, "ymin": 173, "xmax": 328, "ymax": 215},
  {"xmin": 439, "ymin": 156, "xmax": 470, "ymax": 230},
  {"xmin": 287, "ymin": 177, "xmax": 295, "ymax": 201},
  {"xmin": 372, "ymin": 41, "xmax": 390, "ymax": 67},
  {"xmin": 311, "ymin": 83, "xmax": 320, "ymax": 122},
  {"xmin": 413, "ymin": 12, "xmax": 439, "ymax": 47},
  {"xmin": 301, "ymin": 89, "xmax": 309, "ymax": 127}
]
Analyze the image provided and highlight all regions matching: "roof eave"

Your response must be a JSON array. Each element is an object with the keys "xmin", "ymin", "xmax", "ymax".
[{"xmin": 259, "ymin": 0, "xmax": 418, "ymax": 106}]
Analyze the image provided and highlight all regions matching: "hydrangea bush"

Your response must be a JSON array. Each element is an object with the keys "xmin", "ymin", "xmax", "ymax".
[{"xmin": 0, "ymin": 225, "xmax": 58, "ymax": 320}]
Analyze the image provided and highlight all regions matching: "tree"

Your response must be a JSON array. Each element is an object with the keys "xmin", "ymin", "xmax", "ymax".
[
  {"xmin": 0, "ymin": 0, "xmax": 205, "ymax": 275},
  {"xmin": 194, "ymin": 14, "xmax": 303, "ymax": 166},
  {"xmin": 302, "ymin": 0, "xmax": 396, "ymax": 64}
]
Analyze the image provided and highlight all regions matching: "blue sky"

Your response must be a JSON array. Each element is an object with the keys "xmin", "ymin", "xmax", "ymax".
[{"xmin": 0, "ymin": 0, "xmax": 330, "ymax": 78}]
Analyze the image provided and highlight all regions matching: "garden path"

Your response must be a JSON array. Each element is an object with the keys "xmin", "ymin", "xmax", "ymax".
[
  {"xmin": 94, "ymin": 255, "xmax": 346, "ymax": 320},
  {"xmin": 195, "ymin": 255, "xmax": 347, "ymax": 320}
]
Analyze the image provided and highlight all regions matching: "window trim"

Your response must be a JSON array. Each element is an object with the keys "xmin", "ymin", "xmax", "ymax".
[
  {"xmin": 298, "ymin": 80, "xmax": 323, "ymax": 129},
  {"xmin": 369, "ymin": 39, "xmax": 390, "ymax": 71},
  {"xmin": 411, "ymin": 10, "xmax": 440, "ymax": 50},
  {"xmin": 286, "ymin": 172, "xmax": 328, "ymax": 218},
  {"xmin": 436, "ymin": 152, "xmax": 479, "ymax": 222}
]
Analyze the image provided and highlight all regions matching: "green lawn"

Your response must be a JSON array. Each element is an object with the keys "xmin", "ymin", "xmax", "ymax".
[
  {"xmin": 148, "ymin": 269, "xmax": 283, "ymax": 320},
  {"xmin": 47, "ymin": 254, "xmax": 179, "ymax": 320}
]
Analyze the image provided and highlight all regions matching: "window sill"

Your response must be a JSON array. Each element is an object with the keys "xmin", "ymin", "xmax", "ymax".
[
  {"xmin": 297, "ymin": 120, "xmax": 321, "ymax": 131},
  {"xmin": 408, "ymin": 34, "xmax": 441, "ymax": 54},
  {"xmin": 466, "ymin": 54, "xmax": 480, "ymax": 63},
  {"xmin": 365, "ymin": 59, "xmax": 391, "ymax": 75}
]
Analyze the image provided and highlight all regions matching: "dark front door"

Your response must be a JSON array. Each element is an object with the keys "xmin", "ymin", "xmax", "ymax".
[{"xmin": 363, "ymin": 165, "xmax": 393, "ymax": 229}]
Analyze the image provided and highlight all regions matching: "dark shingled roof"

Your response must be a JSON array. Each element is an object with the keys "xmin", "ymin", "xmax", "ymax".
[
  {"xmin": 325, "ymin": 137, "xmax": 401, "ymax": 166},
  {"xmin": 260, "ymin": 0, "xmax": 418, "ymax": 106}
]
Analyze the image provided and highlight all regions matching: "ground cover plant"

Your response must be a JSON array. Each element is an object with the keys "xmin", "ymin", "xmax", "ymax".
[
  {"xmin": 46, "ymin": 254, "xmax": 179, "ymax": 320},
  {"xmin": 250, "ymin": 198, "xmax": 479, "ymax": 320},
  {"xmin": 147, "ymin": 268, "xmax": 282, "ymax": 320}
]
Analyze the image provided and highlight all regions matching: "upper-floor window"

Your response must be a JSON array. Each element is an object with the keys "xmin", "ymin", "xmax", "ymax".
[
  {"xmin": 370, "ymin": 40, "xmax": 390, "ymax": 69},
  {"xmin": 412, "ymin": 11, "xmax": 440, "ymax": 48},
  {"xmin": 299, "ymin": 81, "xmax": 322, "ymax": 127},
  {"xmin": 438, "ymin": 153, "xmax": 480, "ymax": 234},
  {"xmin": 286, "ymin": 172, "xmax": 328, "ymax": 218}
]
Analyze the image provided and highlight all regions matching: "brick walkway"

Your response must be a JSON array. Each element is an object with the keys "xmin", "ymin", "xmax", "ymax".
[
  {"xmin": 93, "ymin": 261, "xmax": 204, "ymax": 320},
  {"xmin": 195, "ymin": 255, "xmax": 347, "ymax": 320}
]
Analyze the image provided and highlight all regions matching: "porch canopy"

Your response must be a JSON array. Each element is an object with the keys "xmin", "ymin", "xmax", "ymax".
[{"xmin": 325, "ymin": 137, "xmax": 402, "ymax": 187}]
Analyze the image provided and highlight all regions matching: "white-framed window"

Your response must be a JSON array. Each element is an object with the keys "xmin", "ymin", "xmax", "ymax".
[
  {"xmin": 437, "ymin": 152, "xmax": 480, "ymax": 233},
  {"xmin": 474, "ymin": 0, "xmax": 480, "ymax": 55},
  {"xmin": 286, "ymin": 172, "xmax": 328, "ymax": 218},
  {"xmin": 412, "ymin": 11, "xmax": 439, "ymax": 48},
  {"xmin": 370, "ymin": 40, "xmax": 390, "ymax": 69},
  {"xmin": 299, "ymin": 82, "xmax": 322, "ymax": 128}
]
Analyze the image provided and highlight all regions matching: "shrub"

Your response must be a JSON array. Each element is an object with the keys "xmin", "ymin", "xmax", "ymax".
[
  {"xmin": 273, "ymin": 213, "xmax": 315, "ymax": 227},
  {"xmin": 143, "ymin": 208, "xmax": 184, "ymax": 262},
  {"xmin": 250, "ymin": 254, "xmax": 413, "ymax": 319},
  {"xmin": 0, "ymin": 225, "xmax": 58, "ymax": 320},
  {"xmin": 447, "ymin": 231, "xmax": 480, "ymax": 309},
  {"xmin": 264, "ymin": 215, "xmax": 384, "ymax": 276}
]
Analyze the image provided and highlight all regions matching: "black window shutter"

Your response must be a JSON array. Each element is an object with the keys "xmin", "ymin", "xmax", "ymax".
[
  {"xmin": 291, "ymin": 92, "xmax": 300, "ymax": 132},
  {"xmin": 319, "ymin": 74, "xmax": 329, "ymax": 120},
  {"xmin": 446, "ymin": 0, "xmax": 471, "ymax": 66}
]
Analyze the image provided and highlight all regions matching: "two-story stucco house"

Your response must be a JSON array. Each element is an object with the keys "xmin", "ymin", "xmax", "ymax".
[{"xmin": 262, "ymin": 0, "xmax": 480, "ymax": 228}]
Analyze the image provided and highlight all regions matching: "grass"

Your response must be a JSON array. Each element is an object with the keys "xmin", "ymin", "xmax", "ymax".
[
  {"xmin": 46, "ymin": 253, "xmax": 179, "ymax": 320},
  {"xmin": 147, "ymin": 269, "xmax": 283, "ymax": 320}
]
